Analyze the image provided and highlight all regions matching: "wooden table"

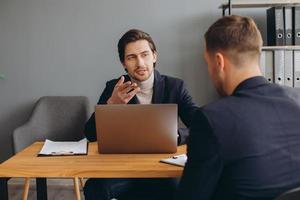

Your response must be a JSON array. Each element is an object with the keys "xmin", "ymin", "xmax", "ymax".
[{"xmin": 0, "ymin": 142, "xmax": 186, "ymax": 200}]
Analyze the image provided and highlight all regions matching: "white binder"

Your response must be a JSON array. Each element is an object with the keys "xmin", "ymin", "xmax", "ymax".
[
  {"xmin": 284, "ymin": 50, "xmax": 293, "ymax": 87},
  {"xmin": 284, "ymin": 7, "xmax": 293, "ymax": 45},
  {"xmin": 294, "ymin": 50, "xmax": 300, "ymax": 88},
  {"xmin": 274, "ymin": 50, "xmax": 285, "ymax": 85},
  {"xmin": 260, "ymin": 50, "xmax": 266, "ymax": 77},
  {"xmin": 264, "ymin": 50, "xmax": 274, "ymax": 83},
  {"xmin": 294, "ymin": 7, "xmax": 300, "ymax": 45}
]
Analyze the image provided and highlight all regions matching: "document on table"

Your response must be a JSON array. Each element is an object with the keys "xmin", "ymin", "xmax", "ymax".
[
  {"xmin": 160, "ymin": 154, "xmax": 187, "ymax": 167},
  {"xmin": 38, "ymin": 138, "xmax": 88, "ymax": 156}
]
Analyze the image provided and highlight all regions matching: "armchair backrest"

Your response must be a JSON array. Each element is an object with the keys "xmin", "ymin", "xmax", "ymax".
[{"xmin": 13, "ymin": 96, "xmax": 89, "ymax": 153}]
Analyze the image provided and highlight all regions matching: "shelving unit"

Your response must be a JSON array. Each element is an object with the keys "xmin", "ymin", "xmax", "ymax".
[
  {"xmin": 262, "ymin": 46, "xmax": 300, "ymax": 50},
  {"xmin": 219, "ymin": 0, "xmax": 300, "ymax": 88},
  {"xmin": 220, "ymin": 0, "xmax": 300, "ymax": 16},
  {"xmin": 219, "ymin": 0, "xmax": 300, "ymax": 49}
]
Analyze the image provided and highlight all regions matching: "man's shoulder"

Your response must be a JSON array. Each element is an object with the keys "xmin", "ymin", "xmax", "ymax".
[
  {"xmin": 203, "ymin": 96, "xmax": 236, "ymax": 108},
  {"xmin": 157, "ymin": 72, "xmax": 184, "ymax": 85},
  {"xmin": 201, "ymin": 96, "xmax": 238, "ymax": 119},
  {"xmin": 200, "ymin": 83, "xmax": 300, "ymax": 118}
]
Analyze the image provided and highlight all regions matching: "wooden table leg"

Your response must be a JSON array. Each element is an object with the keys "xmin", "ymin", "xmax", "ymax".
[
  {"xmin": 0, "ymin": 178, "xmax": 8, "ymax": 200},
  {"xmin": 36, "ymin": 178, "xmax": 47, "ymax": 200},
  {"xmin": 22, "ymin": 178, "xmax": 30, "ymax": 200},
  {"xmin": 73, "ymin": 177, "xmax": 81, "ymax": 200}
]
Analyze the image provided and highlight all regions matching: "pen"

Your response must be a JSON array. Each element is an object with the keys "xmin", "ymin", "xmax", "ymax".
[{"xmin": 51, "ymin": 151, "xmax": 74, "ymax": 155}]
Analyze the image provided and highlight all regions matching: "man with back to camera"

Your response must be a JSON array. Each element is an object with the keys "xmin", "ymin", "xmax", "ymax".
[
  {"xmin": 83, "ymin": 29, "xmax": 198, "ymax": 200},
  {"xmin": 176, "ymin": 15, "xmax": 300, "ymax": 200}
]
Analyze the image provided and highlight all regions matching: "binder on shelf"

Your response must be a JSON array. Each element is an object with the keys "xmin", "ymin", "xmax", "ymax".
[
  {"xmin": 267, "ymin": 7, "xmax": 285, "ymax": 46},
  {"xmin": 294, "ymin": 50, "xmax": 300, "ymax": 88},
  {"xmin": 264, "ymin": 50, "xmax": 274, "ymax": 83},
  {"xmin": 294, "ymin": 7, "xmax": 300, "ymax": 45},
  {"xmin": 274, "ymin": 50, "xmax": 285, "ymax": 85},
  {"xmin": 284, "ymin": 7, "xmax": 293, "ymax": 45},
  {"xmin": 260, "ymin": 50, "xmax": 266, "ymax": 76},
  {"xmin": 284, "ymin": 50, "xmax": 294, "ymax": 87}
]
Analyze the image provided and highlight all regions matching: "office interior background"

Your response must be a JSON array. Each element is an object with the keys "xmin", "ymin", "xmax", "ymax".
[{"xmin": 0, "ymin": 0, "xmax": 267, "ymax": 163}]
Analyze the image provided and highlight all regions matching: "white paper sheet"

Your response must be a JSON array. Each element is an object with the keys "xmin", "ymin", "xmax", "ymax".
[
  {"xmin": 38, "ymin": 138, "xmax": 88, "ymax": 156},
  {"xmin": 160, "ymin": 154, "xmax": 187, "ymax": 167}
]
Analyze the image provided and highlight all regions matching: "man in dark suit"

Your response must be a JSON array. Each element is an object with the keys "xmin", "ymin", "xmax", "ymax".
[
  {"xmin": 84, "ymin": 29, "xmax": 198, "ymax": 200},
  {"xmin": 176, "ymin": 15, "xmax": 300, "ymax": 200}
]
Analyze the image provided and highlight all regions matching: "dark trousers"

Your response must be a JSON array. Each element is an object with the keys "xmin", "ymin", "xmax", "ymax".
[{"xmin": 84, "ymin": 178, "xmax": 179, "ymax": 200}]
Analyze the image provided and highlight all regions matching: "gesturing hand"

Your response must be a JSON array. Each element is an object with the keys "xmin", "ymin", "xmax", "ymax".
[{"xmin": 107, "ymin": 76, "xmax": 140, "ymax": 104}]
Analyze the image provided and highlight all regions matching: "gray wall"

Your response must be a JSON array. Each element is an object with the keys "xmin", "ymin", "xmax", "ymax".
[{"xmin": 0, "ymin": 0, "xmax": 266, "ymax": 162}]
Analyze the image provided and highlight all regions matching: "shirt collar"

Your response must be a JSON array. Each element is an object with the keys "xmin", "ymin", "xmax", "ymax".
[{"xmin": 232, "ymin": 76, "xmax": 269, "ymax": 95}]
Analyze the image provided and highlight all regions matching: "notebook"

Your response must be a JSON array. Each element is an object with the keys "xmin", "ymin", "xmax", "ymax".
[{"xmin": 95, "ymin": 104, "xmax": 178, "ymax": 154}]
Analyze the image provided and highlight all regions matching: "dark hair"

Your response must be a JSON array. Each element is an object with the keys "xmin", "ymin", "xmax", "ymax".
[
  {"xmin": 118, "ymin": 29, "xmax": 157, "ymax": 65},
  {"xmin": 205, "ymin": 15, "xmax": 263, "ymax": 64}
]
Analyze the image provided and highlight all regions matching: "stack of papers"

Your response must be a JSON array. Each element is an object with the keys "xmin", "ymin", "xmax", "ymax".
[
  {"xmin": 38, "ymin": 138, "xmax": 88, "ymax": 156},
  {"xmin": 160, "ymin": 154, "xmax": 187, "ymax": 167}
]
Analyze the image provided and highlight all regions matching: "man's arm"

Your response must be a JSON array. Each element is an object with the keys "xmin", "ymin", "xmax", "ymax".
[
  {"xmin": 84, "ymin": 82, "xmax": 113, "ymax": 142},
  {"xmin": 177, "ymin": 81, "xmax": 198, "ymax": 144},
  {"xmin": 176, "ymin": 109, "xmax": 224, "ymax": 200},
  {"xmin": 177, "ymin": 128, "xmax": 189, "ymax": 145}
]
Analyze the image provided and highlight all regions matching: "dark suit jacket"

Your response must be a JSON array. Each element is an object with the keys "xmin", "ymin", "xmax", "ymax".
[
  {"xmin": 84, "ymin": 70, "xmax": 198, "ymax": 145},
  {"xmin": 177, "ymin": 76, "xmax": 300, "ymax": 200}
]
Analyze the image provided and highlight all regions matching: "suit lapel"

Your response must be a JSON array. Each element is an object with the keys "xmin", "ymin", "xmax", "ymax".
[
  {"xmin": 152, "ymin": 70, "xmax": 165, "ymax": 104},
  {"xmin": 129, "ymin": 96, "xmax": 139, "ymax": 104}
]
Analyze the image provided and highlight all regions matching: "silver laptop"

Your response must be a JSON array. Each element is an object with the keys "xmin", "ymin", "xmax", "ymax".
[{"xmin": 95, "ymin": 104, "xmax": 178, "ymax": 154}]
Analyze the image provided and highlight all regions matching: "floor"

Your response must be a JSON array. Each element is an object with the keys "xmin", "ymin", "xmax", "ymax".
[{"xmin": 8, "ymin": 178, "xmax": 85, "ymax": 200}]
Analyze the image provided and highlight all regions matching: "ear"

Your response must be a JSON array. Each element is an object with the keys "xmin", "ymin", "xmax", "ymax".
[{"xmin": 215, "ymin": 52, "xmax": 225, "ymax": 72}]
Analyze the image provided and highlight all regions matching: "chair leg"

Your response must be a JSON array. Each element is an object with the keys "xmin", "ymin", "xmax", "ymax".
[
  {"xmin": 22, "ymin": 178, "xmax": 30, "ymax": 200},
  {"xmin": 79, "ymin": 178, "xmax": 85, "ymax": 188},
  {"xmin": 73, "ymin": 177, "xmax": 81, "ymax": 200}
]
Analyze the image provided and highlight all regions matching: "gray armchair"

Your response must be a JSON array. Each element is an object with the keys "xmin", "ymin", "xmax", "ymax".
[
  {"xmin": 13, "ymin": 96, "xmax": 89, "ymax": 153},
  {"xmin": 12, "ymin": 96, "xmax": 89, "ymax": 200}
]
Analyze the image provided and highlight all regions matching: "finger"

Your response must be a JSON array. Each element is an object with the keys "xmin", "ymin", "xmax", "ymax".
[
  {"xmin": 125, "ymin": 87, "xmax": 140, "ymax": 99},
  {"xmin": 125, "ymin": 83, "xmax": 138, "ymax": 93},
  {"xmin": 118, "ymin": 81, "xmax": 132, "ymax": 91},
  {"xmin": 115, "ymin": 76, "xmax": 125, "ymax": 88},
  {"xmin": 123, "ymin": 89, "xmax": 140, "ymax": 103}
]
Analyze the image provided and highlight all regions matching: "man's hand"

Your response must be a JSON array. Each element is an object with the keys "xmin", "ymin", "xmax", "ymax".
[{"xmin": 107, "ymin": 76, "xmax": 140, "ymax": 104}]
